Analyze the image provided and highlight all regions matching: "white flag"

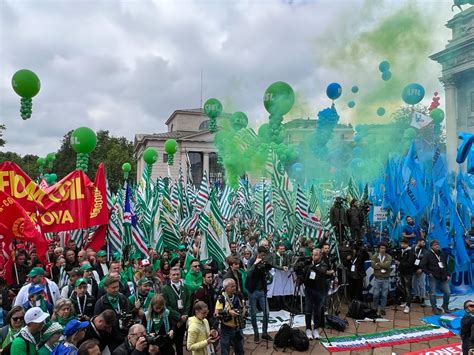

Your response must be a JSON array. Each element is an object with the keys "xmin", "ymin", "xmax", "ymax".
[{"xmin": 410, "ymin": 111, "xmax": 432, "ymax": 129}]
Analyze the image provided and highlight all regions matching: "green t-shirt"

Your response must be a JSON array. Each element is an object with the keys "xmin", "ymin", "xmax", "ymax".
[{"xmin": 184, "ymin": 270, "xmax": 202, "ymax": 293}]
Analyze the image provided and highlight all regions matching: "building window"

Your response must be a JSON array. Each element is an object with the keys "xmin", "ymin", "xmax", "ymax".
[
  {"xmin": 163, "ymin": 153, "xmax": 168, "ymax": 163},
  {"xmin": 188, "ymin": 152, "xmax": 203, "ymax": 186},
  {"xmin": 209, "ymin": 152, "xmax": 224, "ymax": 186},
  {"xmin": 199, "ymin": 120, "xmax": 209, "ymax": 131}
]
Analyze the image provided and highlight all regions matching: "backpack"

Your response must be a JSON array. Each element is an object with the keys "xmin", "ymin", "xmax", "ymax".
[
  {"xmin": 290, "ymin": 328, "xmax": 309, "ymax": 351},
  {"xmin": 274, "ymin": 323, "xmax": 292, "ymax": 349},
  {"xmin": 347, "ymin": 299, "xmax": 378, "ymax": 319},
  {"xmin": 2, "ymin": 334, "xmax": 30, "ymax": 355},
  {"xmin": 325, "ymin": 314, "xmax": 348, "ymax": 332}
]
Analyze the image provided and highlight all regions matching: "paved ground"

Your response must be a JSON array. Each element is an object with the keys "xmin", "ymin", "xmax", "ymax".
[{"xmin": 240, "ymin": 301, "xmax": 461, "ymax": 355}]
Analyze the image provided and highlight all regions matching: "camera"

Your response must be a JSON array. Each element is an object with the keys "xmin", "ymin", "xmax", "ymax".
[
  {"xmin": 145, "ymin": 334, "xmax": 168, "ymax": 347},
  {"xmin": 294, "ymin": 256, "xmax": 311, "ymax": 278},
  {"xmin": 119, "ymin": 312, "xmax": 141, "ymax": 331}
]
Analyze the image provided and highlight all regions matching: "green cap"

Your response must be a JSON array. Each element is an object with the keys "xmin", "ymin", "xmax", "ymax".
[
  {"xmin": 178, "ymin": 244, "xmax": 187, "ymax": 251},
  {"xmin": 97, "ymin": 250, "xmax": 106, "ymax": 257},
  {"xmin": 75, "ymin": 278, "xmax": 88, "ymax": 287},
  {"xmin": 80, "ymin": 264, "xmax": 92, "ymax": 271},
  {"xmin": 27, "ymin": 267, "xmax": 45, "ymax": 278},
  {"xmin": 112, "ymin": 252, "xmax": 121, "ymax": 261},
  {"xmin": 41, "ymin": 322, "xmax": 63, "ymax": 342},
  {"xmin": 137, "ymin": 277, "xmax": 152, "ymax": 286}
]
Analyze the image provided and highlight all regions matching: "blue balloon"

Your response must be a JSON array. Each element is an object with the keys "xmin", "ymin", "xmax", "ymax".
[
  {"xmin": 326, "ymin": 83, "xmax": 342, "ymax": 100},
  {"xmin": 379, "ymin": 60, "xmax": 390, "ymax": 72},
  {"xmin": 377, "ymin": 107, "xmax": 386, "ymax": 116},
  {"xmin": 353, "ymin": 135, "xmax": 362, "ymax": 142},
  {"xmin": 352, "ymin": 147, "xmax": 362, "ymax": 156},
  {"xmin": 351, "ymin": 86, "xmax": 359, "ymax": 93},
  {"xmin": 381, "ymin": 71, "xmax": 392, "ymax": 81},
  {"xmin": 291, "ymin": 163, "xmax": 304, "ymax": 175},
  {"xmin": 402, "ymin": 83, "xmax": 425, "ymax": 105},
  {"xmin": 347, "ymin": 100, "xmax": 355, "ymax": 108}
]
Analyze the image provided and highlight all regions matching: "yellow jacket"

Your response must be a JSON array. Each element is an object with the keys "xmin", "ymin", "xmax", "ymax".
[{"xmin": 186, "ymin": 316, "xmax": 210, "ymax": 355}]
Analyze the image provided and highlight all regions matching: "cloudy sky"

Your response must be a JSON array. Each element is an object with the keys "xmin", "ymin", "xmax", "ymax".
[{"xmin": 0, "ymin": 0, "xmax": 454, "ymax": 156}]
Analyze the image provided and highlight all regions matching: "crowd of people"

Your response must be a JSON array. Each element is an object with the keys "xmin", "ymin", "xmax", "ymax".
[{"xmin": 0, "ymin": 197, "xmax": 473, "ymax": 354}]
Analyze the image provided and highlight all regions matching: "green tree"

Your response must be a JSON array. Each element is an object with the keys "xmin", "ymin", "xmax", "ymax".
[
  {"xmin": 0, "ymin": 152, "xmax": 40, "ymax": 180},
  {"xmin": 0, "ymin": 124, "xmax": 5, "ymax": 147},
  {"xmin": 54, "ymin": 130, "xmax": 136, "ymax": 192}
]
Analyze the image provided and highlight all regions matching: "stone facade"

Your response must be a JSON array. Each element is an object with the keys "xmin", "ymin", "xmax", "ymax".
[{"xmin": 430, "ymin": 6, "xmax": 474, "ymax": 171}]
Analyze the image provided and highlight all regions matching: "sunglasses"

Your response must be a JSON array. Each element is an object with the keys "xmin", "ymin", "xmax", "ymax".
[
  {"xmin": 467, "ymin": 304, "xmax": 474, "ymax": 308},
  {"xmin": 12, "ymin": 316, "xmax": 24, "ymax": 322}
]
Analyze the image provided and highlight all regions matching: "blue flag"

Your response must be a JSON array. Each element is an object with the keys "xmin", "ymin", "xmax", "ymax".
[{"xmin": 457, "ymin": 172, "xmax": 474, "ymax": 213}]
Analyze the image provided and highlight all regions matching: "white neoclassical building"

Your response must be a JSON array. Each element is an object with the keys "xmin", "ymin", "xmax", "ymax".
[
  {"xmin": 431, "ymin": 5, "xmax": 474, "ymax": 171},
  {"xmin": 135, "ymin": 109, "xmax": 223, "ymax": 186}
]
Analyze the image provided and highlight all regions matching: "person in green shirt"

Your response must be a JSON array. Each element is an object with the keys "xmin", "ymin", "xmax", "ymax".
[
  {"xmin": 11, "ymin": 306, "xmax": 49, "ymax": 355},
  {"xmin": 128, "ymin": 277, "xmax": 155, "ymax": 321},
  {"xmin": 184, "ymin": 259, "xmax": 202, "ymax": 293},
  {"xmin": 0, "ymin": 306, "xmax": 25, "ymax": 350},
  {"xmin": 37, "ymin": 321, "xmax": 63, "ymax": 355}
]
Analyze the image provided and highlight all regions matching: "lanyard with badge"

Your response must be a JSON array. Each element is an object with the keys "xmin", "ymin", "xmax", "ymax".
[
  {"xmin": 414, "ymin": 249, "xmax": 422, "ymax": 266},
  {"xmin": 432, "ymin": 250, "xmax": 444, "ymax": 269},
  {"xmin": 310, "ymin": 263, "xmax": 320, "ymax": 280},
  {"xmin": 172, "ymin": 283, "xmax": 184, "ymax": 310},
  {"xmin": 379, "ymin": 255, "xmax": 387, "ymax": 274},
  {"xmin": 351, "ymin": 258, "xmax": 357, "ymax": 272},
  {"xmin": 77, "ymin": 295, "xmax": 87, "ymax": 316}
]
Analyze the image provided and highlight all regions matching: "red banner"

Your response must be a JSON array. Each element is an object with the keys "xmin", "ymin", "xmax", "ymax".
[
  {"xmin": 404, "ymin": 342, "xmax": 461, "ymax": 355},
  {"xmin": 0, "ymin": 162, "xmax": 109, "ymax": 233},
  {"xmin": 0, "ymin": 189, "xmax": 47, "ymax": 284}
]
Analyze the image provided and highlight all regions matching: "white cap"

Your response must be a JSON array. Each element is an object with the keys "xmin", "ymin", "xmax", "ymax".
[{"xmin": 25, "ymin": 307, "xmax": 49, "ymax": 324}]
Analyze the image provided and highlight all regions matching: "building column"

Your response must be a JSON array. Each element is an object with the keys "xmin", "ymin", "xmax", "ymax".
[
  {"xmin": 180, "ymin": 150, "xmax": 187, "ymax": 184},
  {"xmin": 442, "ymin": 75, "xmax": 458, "ymax": 172},
  {"xmin": 203, "ymin": 152, "xmax": 209, "ymax": 179}
]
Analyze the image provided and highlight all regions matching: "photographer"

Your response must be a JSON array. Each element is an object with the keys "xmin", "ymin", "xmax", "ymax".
[
  {"xmin": 396, "ymin": 238, "xmax": 416, "ymax": 314},
  {"xmin": 346, "ymin": 199, "xmax": 364, "ymax": 241},
  {"xmin": 113, "ymin": 324, "xmax": 160, "ymax": 355},
  {"xmin": 343, "ymin": 241, "xmax": 369, "ymax": 302},
  {"xmin": 330, "ymin": 197, "xmax": 348, "ymax": 245},
  {"xmin": 246, "ymin": 246, "xmax": 273, "ymax": 343},
  {"xmin": 302, "ymin": 248, "xmax": 334, "ymax": 340},
  {"xmin": 461, "ymin": 300, "xmax": 474, "ymax": 355},
  {"xmin": 215, "ymin": 278, "xmax": 245, "ymax": 355}
]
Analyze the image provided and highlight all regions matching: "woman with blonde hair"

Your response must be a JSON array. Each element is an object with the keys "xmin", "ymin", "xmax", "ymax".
[
  {"xmin": 51, "ymin": 298, "xmax": 75, "ymax": 326},
  {"xmin": 146, "ymin": 294, "xmax": 175, "ymax": 355},
  {"xmin": 186, "ymin": 301, "xmax": 219, "ymax": 355}
]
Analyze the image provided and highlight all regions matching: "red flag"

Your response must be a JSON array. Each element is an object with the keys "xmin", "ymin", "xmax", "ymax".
[
  {"xmin": 88, "ymin": 163, "xmax": 109, "ymax": 227},
  {"xmin": 0, "ymin": 190, "xmax": 47, "ymax": 284},
  {"xmin": 84, "ymin": 224, "xmax": 107, "ymax": 251}
]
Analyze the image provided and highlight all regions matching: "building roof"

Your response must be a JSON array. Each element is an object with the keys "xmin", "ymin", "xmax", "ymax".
[{"xmin": 164, "ymin": 108, "xmax": 204, "ymax": 125}]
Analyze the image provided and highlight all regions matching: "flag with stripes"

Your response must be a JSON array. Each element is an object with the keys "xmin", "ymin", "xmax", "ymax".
[
  {"xmin": 106, "ymin": 179, "xmax": 123, "ymax": 256},
  {"xmin": 219, "ymin": 185, "xmax": 237, "ymax": 221},
  {"xmin": 123, "ymin": 182, "xmax": 149, "ymax": 257},
  {"xmin": 237, "ymin": 179, "xmax": 253, "ymax": 222},
  {"xmin": 195, "ymin": 172, "xmax": 210, "ymax": 212},
  {"xmin": 295, "ymin": 186, "xmax": 324, "ymax": 243},
  {"xmin": 158, "ymin": 181, "xmax": 181, "ymax": 251},
  {"xmin": 198, "ymin": 192, "xmax": 231, "ymax": 265},
  {"xmin": 262, "ymin": 181, "xmax": 275, "ymax": 236},
  {"xmin": 346, "ymin": 176, "xmax": 360, "ymax": 202}
]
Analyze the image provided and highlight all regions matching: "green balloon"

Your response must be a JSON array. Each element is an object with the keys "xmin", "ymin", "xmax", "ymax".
[
  {"xmin": 230, "ymin": 111, "xmax": 248, "ymax": 130},
  {"xmin": 11, "ymin": 69, "xmax": 41, "ymax": 98},
  {"xmin": 37, "ymin": 157, "xmax": 46, "ymax": 167},
  {"xmin": 403, "ymin": 127, "xmax": 417, "ymax": 140},
  {"xmin": 263, "ymin": 81, "xmax": 295, "ymax": 116},
  {"xmin": 143, "ymin": 147, "xmax": 158, "ymax": 165},
  {"xmin": 46, "ymin": 152, "xmax": 56, "ymax": 162},
  {"xmin": 122, "ymin": 162, "xmax": 132, "ymax": 173},
  {"xmin": 49, "ymin": 173, "xmax": 57, "ymax": 183},
  {"xmin": 70, "ymin": 127, "xmax": 97, "ymax": 154},
  {"xmin": 430, "ymin": 108, "xmax": 445, "ymax": 124},
  {"xmin": 43, "ymin": 173, "xmax": 50, "ymax": 180},
  {"xmin": 376, "ymin": 107, "xmax": 386, "ymax": 116},
  {"xmin": 258, "ymin": 123, "xmax": 271, "ymax": 140},
  {"xmin": 164, "ymin": 139, "xmax": 178, "ymax": 155},
  {"xmin": 203, "ymin": 98, "xmax": 223, "ymax": 119}
]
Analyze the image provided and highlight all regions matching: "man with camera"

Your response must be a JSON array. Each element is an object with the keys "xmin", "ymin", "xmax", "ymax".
[
  {"xmin": 330, "ymin": 197, "xmax": 348, "ymax": 245},
  {"xmin": 215, "ymin": 278, "xmax": 245, "ymax": 355},
  {"xmin": 246, "ymin": 246, "xmax": 273, "ymax": 343},
  {"xmin": 302, "ymin": 248, "xmax": 334, "ymax": 340},
  {"xmin": 346, "ymin": 199, "xmax": 364, "ymax": 241},
  {"xmin": 113, "ymin": 324, "xmax": 160, "ymax": 355}
]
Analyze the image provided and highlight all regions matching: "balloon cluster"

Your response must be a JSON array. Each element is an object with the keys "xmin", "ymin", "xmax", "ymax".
[
  {"xmin": 46, "ymin": 152, "xmax": 56, "ymax": 169},
  {"xmin": 143, "ymin": 147, "xmax": 158, "ymax": 172},
  {"xmin": 264, "ymin": 81, "xmax": 295, "ymax": 144},
  {"xmin": 122, "ymin": 162, "xmax": 132, "ymax": 180},
  {"xmin": 70, "ymin": 127, "xmax": 98, "ymax": 173},
  {"xmin": 379, "ymin": 61, "xmax": 392, "ymax": 81},
  {"xmin": 37, "ymin": 157, "xmax": 46, "ymax": 175},
  {"xmin": 428, "ymin": 92, "xmax": 441, "ymax": 113},
  {"xmin": 313, "ymin": 104, "xmax": 340, "ymax": 155},
  {"xmin": 164, "ymin": 139, "xmax": 178, "ymax": 166},
  {"xmin": 230, "ymin": 112, "xmax": 248, "ymax": 131},
  {"xmin": 43, "ymin": 173, "xmax": 58, "ymax": 185},
  {"xmin": 11, "ymin": 69, "xmax": 41, "ymax": 120},
  {"xmin": 204, "ymin": 98, "xmax": 222, "ymax": 134}
]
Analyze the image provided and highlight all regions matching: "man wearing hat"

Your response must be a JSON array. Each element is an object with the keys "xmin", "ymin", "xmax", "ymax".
[
  {"xmin": 61, "ymin": 268, "xmax": 84, "ymax": 299},
  {"xmin": 79, "ymin": 263, "xmax": 99, "ymax": 299},
  {"xmin": 128, "ymin": 278, "xmax": 154, "ymax": 321},
  {"xmin": 38, "ymin": 321, "xmax": 63, "ymax": 355},
  {"xmin": 52, "ymin": 319, "xmax": 89, "ymax": 354},
  {"xmin": 93, "ymin": 250, "xmax": 109, "ymax": 281},
  {"xmin": 70, "ymin": 278, "xmax": 96, "ymax": 320},
  {"xmin": 14, "ymin": 267, "xmax": 60, "ymax": 307},
  {"xmin": 421, "ymin": 239, "xmax": 451, "ymax": 315},
  {"xmin": 11, "ymin": 306, "xmax": 49, "ymax": 354},
  {"xmin": 23, "ymin": 284, "xmax": 54, "ymax": 315}
]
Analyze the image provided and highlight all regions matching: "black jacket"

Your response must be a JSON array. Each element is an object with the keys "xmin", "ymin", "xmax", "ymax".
[
  {"xmin": 245, "ymin": 260, "xmax": 268, "ymax": 293},
  {"xmin": 79, "ymin": 316, "xmax": 124, "ymax": 352},
  {"xmin": 398, "ymin": 247, "xmax": 417, "ymax": 276},
  {"xmin": 193, "ymin": 284, "xmax": 216, "ymax": 318},
  {"xmin": 112, "ymin": 340, "xmax": 148, "ymax": 355},
  {"xmin": 461, "ymin": 314, "xmax": 474, "ymax": 355},
  {"xmin": 346, "ymin": 207, "xmax": 363, "ymax": 229},
  {"xmin": 70, "ymin": 292, "xmax": 96, "ymax": 319},
  {"xmin": 343, "ymin": 250, "xmax": 369, "ymax": 280},
  {"xmin": 413, "ymin": 245, "xmax": 427, "ymax": 271},
  {"xmin": 94, "ymin": 293, "xmax": 131, "ymax": 316},
  {"xmin": 421, "ymin": 249, "xmax": 449, "ymax": 281},
  {"xmin": 303, "ymin": 261, "xmax": 328, "ymax": 291}
]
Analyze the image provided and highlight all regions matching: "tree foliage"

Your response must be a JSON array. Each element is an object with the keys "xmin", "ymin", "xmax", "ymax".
[
  {"xmin": 0, "ymin": 124, "xmax": 6, "ymax": 147},
  {"xmin": 0, "ymin": 152, "xmax": 40, "ymax": 180}
]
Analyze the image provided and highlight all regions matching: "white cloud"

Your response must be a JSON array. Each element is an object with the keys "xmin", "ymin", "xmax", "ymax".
[{"xmin": 0, "ymin": 0, "xmax": 453, "ymax": 156}]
